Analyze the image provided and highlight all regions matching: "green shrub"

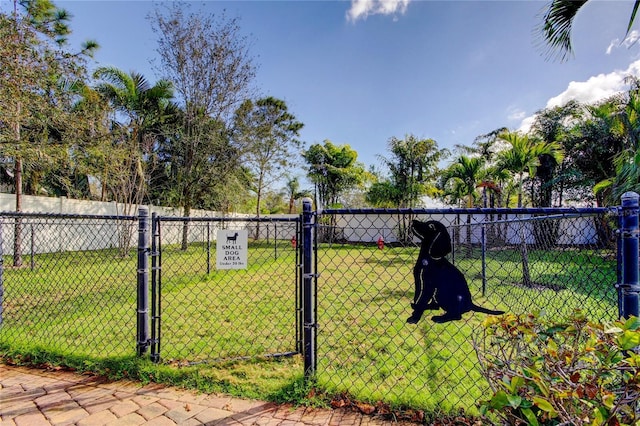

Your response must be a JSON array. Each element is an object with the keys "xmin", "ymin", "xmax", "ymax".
[{"xmin": 474, "ymin": 311, "xmax": 640, "ymax": 425}]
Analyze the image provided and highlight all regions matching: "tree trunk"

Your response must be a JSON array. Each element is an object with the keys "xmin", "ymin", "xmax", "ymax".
[
  {"xmin": 181, "ymin": 204, "xmax": 190, "ymax": 251},
  {"xmin": 101, "ymin": 164, "xmax": 108, "ymax": 201},
  {"xmin": 517, "ymin": 194, "xmax": 532, "ymax": 287},
  {"xmin": 13, "ymin": 157, "xmax": 23, "ymax": 267},
  {"xmin": 466, "ymin": 214, "xmax": 472, "ymax": 257},
  {"xmin": 255, "ymin": 175, "xmax": 263, "ymax": 240},
  {"xmin": 520, "ymin": 235, "xmax": 532, "ymax": 287}
]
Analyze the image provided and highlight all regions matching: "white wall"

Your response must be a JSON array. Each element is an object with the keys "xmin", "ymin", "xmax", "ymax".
[
  {"xmin": 0, "ymin": 193, "xmax": 603, "ymax": 255},
  {"xmin": 0, "ymin": 194, "xmax": 298, "ymax": 255},
  {"xmin": 328, "ymin": 212, "xmax": 601, "ymax": 246},
  {"xmin": 0, "ymin": 193, "xmax": 226, "ymax": 217}
]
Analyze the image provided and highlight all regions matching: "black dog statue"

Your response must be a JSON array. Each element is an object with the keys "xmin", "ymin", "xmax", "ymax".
[{"xmin": 407, "ymin": 219, "xmax": 505, "ymax": 324}]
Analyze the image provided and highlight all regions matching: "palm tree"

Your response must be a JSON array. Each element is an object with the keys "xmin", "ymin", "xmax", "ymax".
[
  {"xmin": 540, "ymin": 0, "xmax": 640, "ymax": 61},
  {"xmin": 442, "ymin": 155, "xmax": 485, "ymax": 255},
  {"xmin": 564, "ymin": 97, "xmax": 624, "ymax": 206},
  {"xmin": 283, "ymin": 177, "xmax": 311, "ymax": 214},
  {"xmin": 529, "ymin": 101, "xmax": 582, "ymax": 207},
  {"xmin": 497, "ymin": 131, "xmax": 564, "ymax": 208},
  {"xmin": 94, "ymin": 67, "xmax": 174, "ymax": 150},
  {"xmin": 497, "ymin": 131, "xmax": 564, "ymax": 287},
  {"xmin": 93, "ymin": 67, "xmax": 174, "ymax": 255},
  {"xmin": 442, "ymin": 156, "xmax": 484, "ymax": 209},
  {"xmin": 602, "ymin": 82, "xmax": 640, "ymax": 202},
  {"xmin": 93, "ymin": 67, "xmax": 174, "ymax": 207}
]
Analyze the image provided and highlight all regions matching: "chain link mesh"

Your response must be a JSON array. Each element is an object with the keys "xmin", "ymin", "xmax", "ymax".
[
  {"xmin": 314, "ymin": 210, "xmax": 618, "ymax": 413},
  {"xmin": 155, "ymin": 217, "xmax": 301, "ymax": 364},
  {"xmin": 0, "ymin": 209, "xmax": 622, "ymax": 415},
  {"xmin": 0, "ymin": 214, "xmax": 138, "ymax": 358}
]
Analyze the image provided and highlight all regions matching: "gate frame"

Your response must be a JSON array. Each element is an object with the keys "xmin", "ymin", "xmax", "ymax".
[{"xmin": 139, "ymin": 213, "xmax": 303, "ymax": 363}]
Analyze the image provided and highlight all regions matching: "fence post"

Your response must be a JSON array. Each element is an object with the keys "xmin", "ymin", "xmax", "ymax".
[
  {"xmin": 617, "ymin": 213, "xmax": 624, "ymax": 318},
  {"xmin": 296, "ymin": 218, "xmax": 303, "ymax": 354},
  {"xmin": 302, "ymin": 197, "xmax": 316, "ymax": 378},
  {"xmin": 620, "ymin": 192, "xmax": 640, "ymax": 319},
  {"xmin": 150, "ymin": 212, "xmax": 160, "ymax": 363},
  {"xmin": 207, "ymin": 222, "xmax": 211, "ymax": 274},
  {"xmin": 137, "ymin": 207, "xmax": 150, "ymax": 356},
  {"xmin": 0, "ymin": 220, "xmax": 3, "ymax": 327},
  {"xmin": 481, "ymin": 214, "xmax": 487, "ymax": 297}
]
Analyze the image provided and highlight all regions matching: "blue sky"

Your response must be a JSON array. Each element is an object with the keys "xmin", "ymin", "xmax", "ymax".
[{"xmin": 56, "ymin": 0, "xmax": 640, "ymax": 177}]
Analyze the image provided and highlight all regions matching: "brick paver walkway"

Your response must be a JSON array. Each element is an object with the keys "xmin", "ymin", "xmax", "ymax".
[{"xmin": 0, "ymin": 365, "xmax": 417, "ymax": 425}]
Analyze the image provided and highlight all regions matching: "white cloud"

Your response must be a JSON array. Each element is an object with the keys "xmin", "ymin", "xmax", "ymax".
[
  {"xmin": 346, "ymin": 0, "xmax": 411, "ymax": 23},
  {"xmin": 506, "ymin": 106, "xmax": 526, "ymax": 122},
  {"xmin": 606, "ymin": 30, "xmax": 640, "ymax": 54},
  {"xmin": 518, "ymin": 116, "xmax": 536, "ymax": 133},
  {"xmin": 547, "ymin": 60, "xmax": 640, "ymax": 108},
  {"xmin": 518, "ymin": 59, "xmax": 640, "ymax": 132}
]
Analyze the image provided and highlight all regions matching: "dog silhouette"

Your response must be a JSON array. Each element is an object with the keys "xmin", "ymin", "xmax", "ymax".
[
  {"xmin": 407, "ymin": 219, "xmax": 504, "ymax": 324},
  {"xmin": 226, "ymin": 232, "xmax": 239, "ymax": 243}
]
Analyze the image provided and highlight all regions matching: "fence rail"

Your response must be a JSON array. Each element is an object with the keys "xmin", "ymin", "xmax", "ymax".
[{"xmin": 0, "ymin": 195, "xmax": 638, "ymax": 416}]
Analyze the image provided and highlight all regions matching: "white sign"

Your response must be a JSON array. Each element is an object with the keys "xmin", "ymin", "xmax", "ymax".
[{"xmin": 216, "ymin": 229, "xmax": 248, "ymax": 270}]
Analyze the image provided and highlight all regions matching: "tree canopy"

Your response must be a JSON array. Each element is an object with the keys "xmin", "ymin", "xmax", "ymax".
[
  {"xmin": 3, "ymin": 0, "xmax": 640, "ymax": 219},
  {"xmin": 303, "ymin": 141, "xmax": 366, "ymax": 209}
]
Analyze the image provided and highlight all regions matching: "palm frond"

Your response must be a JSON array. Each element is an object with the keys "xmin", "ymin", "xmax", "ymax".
[
  {"xmin": 536, "ymin": 0, "xmax": 589, "ymax": 62},
  {"xmin": 627, "ymin": 0, "xmax": 640, "ymax": 36}
]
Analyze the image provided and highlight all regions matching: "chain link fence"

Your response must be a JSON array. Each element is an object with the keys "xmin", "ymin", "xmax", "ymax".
[
  {"xmin": 0, "ymin": 213, "xmax": 139, "ymax": 359},
  {"xmin": 0, "ymin": 212, "xmax": 302, "ymax": 366},
  {"xmin": 313, "ymin": 208, "xmax": 619, "ymax": 414},
  {"xmin": 0, "ymin": 204, "xmax": 632, "ymax": 416}
]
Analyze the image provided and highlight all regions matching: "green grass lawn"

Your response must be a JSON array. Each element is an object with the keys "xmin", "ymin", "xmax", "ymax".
[
  {"xmin": 0, "ymin": 238, "xmax": 618, "ymax": 415},
  {"xmin": 313, "ymin": 243, "xmax": 617, "ymax": 414}
]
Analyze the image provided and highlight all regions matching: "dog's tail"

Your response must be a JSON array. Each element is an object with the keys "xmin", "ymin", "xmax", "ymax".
[{"xmin": 470, "ymin": 303, "xmax": 504, "ymax": 316}]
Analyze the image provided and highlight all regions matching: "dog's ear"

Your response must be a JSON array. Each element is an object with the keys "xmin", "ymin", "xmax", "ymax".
[
  {"xmin": 428, "ymin": 222, "xmax": 452, "ymax": 258},
  {"xmin": 411, "ymin": 220, "xmax": 424, "ymax": 240}
]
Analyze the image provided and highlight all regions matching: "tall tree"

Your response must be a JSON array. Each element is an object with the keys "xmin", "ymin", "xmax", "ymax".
[
  {"xmin": 233, "ymin": 97, "xmax": 303, "ymax": 223},
  {"xmin": 441, "ymin": 155, "xmax": 485, "ymax": 254},
  {"xmin": 372, "ymin": 135, "xmax": 447, "ymax": 209},
  {"xmin": 153, "ymin": 109, "xmax": 238, "ymax": 211},
  {"xmin": 283, "ymin": 176, "xmax": 311, "ymax": 214},
  {"xmin": 497, "ymin": 130, "xmax": 564, "ymax": 287},
  {"xmin": 496, "ymin": 131, "xmax": 564, "ymax": 208},
  {"xmin": 462, "ymin": 128, "xmax": 510, "ymax": 209},
  {"xmin": 303, "ymin": 140, "xmax": 366, "ymax": 210},
  {"xmin": 93, "ymin": 67, "xmax": 174, "ymax": 256},
  {"xmin": 441, "ymin": 155, "xmax": 485, "ymax": 209},
  {"xmin": 529, "ymin": 101, "xmax": 581, "ymax": 207},
  {"xmin": 0, "ymin": 0, "xmax": 97, "ymax": 266},
  {"xmin": 93, "ymin": 67, "xmax": 175, "ymax": 213},
  {"xmin": 149, "ymin": 1, "xmax": 257, "ymax": 246},
  {"xmin": 563, "ymin": 97, "xmax": 624, "ymax": 206},
  {"xmin": 304, "ymin": 140, "xmax": 366, "ymax": 242},
  {"xmin": 598, "ymin": 81, "xmax": 640, "ymax": 203},
  {"xmin": 366, "ymin": 135, "xmax": 446, "ymax": 242},
  {"xmin": 150, "ymin": 2, "xmax": 256, "ymax": 123}
]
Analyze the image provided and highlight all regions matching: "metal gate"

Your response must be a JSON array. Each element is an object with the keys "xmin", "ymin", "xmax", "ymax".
[{"xmin": 138, "ymin": 212, "xmax": 302, "ymax": 364}]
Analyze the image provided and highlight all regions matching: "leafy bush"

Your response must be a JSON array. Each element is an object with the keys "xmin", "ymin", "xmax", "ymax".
[{"xmin": 474, "ymin": 311, "xmax": 640, "ymax": 425}]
